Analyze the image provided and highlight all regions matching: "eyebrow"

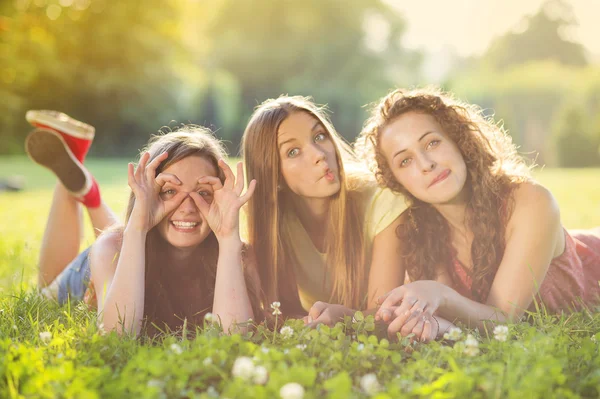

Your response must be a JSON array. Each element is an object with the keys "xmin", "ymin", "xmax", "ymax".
[
  {"xmin": 278, "ymin": 120, "xmax": 324, "ymax": 150},
  {"xmin": 392, "ymin": 131, "xmax": 436, "ymax": 160}
]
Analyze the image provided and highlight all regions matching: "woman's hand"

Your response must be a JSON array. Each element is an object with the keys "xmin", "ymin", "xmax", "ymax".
[
  {"xmin": 127, "ymin": 151, "xmax": 187, "ymax": 232},
  {"xmin": 303, "ymin": 302, "xmax": 355, "ymax": 328},
  {"xmin": 375, "ymin": 281, "xmax": 448, "ymax": 327},
  {"xmin": 385, "ymin": 306, "xmax": 440, "ymax": 343},
  {"xmin": 189, "ymin": 160, "xmax": 256, "ymax": 242}
]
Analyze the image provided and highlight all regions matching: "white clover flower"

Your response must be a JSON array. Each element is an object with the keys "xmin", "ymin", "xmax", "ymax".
[
  {"xmin": 253, "ymin": 365, "xmax": 269, "ymax": 385},
  {"xmin": 170, "ymin": 343, "xmax": 183, "ymax": 355},
  {"xmin": 443, "ymin": 327, "xmax": 463, "ymax": 341},
  {"xmin": 493, "ymin": 325, "xmax": 509, "ymax": 342},
  {"xmin": 271, "ymin": 301, "xmax": 282, "ymax": 316},
  {"xmin": 280, "ymin": 382, "xmax": 305, "ymax": 399},
  {"xmin": 280, "ymin": 326, "xmax": 294, "ymax": 339},
  {"xmin": 232, "ymin": 356, "xmax": 255, "ymax": 381},
  {"xmin": 147, "ymin": 379, "xmax": 164, "ymax": 389},
  {"xmin": 203, "ymin": 357, "xmax": 213, "ymax": 366},
  {"xmin": 12, "ymin": 325, "xmax": 17, "ymax": 330},
  {"xmin": 261, "ymin": 346, "xmax": 270, "ymax": 354},
  {"xmin": 204, "ymin": 312, "xmax": 216, "ymax": 323},
  {"xmin": 295, "ymin": 344, "xmax": 307, "ymax": 351},
  {"xmin": 591, "ymin": 335, "xmax": 597, "ymax": 343},
  {"xmin": 357, "ymin": 343, "xmax": 365, "ymax": 351},
  {"xmin": 463, "ymin": 334, "xmax": 480, "ymax": 357},
  {"xmin": 39, "ymin": 331, "xmax": 52, "ymax": 344},
  {"xmin": 206, "ymin": 386, "xmax": 218, "ymax": 397},
  {"xmin": 360, "ymin": 373, "xmax": 382, "ymax": 396}
]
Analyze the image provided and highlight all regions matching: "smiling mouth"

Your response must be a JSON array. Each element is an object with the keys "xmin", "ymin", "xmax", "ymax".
[
  {"xmin": 429, "ymin": 169, "xmax": 451, "ymax": 187},
  {"xmin": 171, "ymin": 221, "xmax": 200, "ymax": 231}
]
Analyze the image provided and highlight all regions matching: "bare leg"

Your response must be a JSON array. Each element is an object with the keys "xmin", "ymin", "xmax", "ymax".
[
  {"xmin": 38, "ymin": 182, "xmax": 83, "ymax": 287},
  {"xmin": 87, "ymin": 201, "xmax": 119, "ymax": 238}
]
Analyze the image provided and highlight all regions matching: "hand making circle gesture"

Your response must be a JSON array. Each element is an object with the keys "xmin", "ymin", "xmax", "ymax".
[
  {"xmin": 189, "ymin": 159, "xmax": 256, "ymax": 242},
  {"xmin": 127, "ymin": 151, "xmax": 187, "ymax": 233}
]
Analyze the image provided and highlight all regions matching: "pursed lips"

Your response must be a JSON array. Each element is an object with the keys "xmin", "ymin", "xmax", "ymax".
[{"xmin": 428, "ymin": 169, "xmax": 450, "ymax": 187}]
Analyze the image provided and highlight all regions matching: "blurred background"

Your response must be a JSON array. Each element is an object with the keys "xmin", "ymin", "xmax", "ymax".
[{"xmin": 1, "ymin": 0, "xmax": 599, "ymax": 167}]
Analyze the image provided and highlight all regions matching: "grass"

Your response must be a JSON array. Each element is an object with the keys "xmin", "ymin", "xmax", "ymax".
[{"xmin": 0, "ymin": 156, "xmax": 599, "ymax": 398}]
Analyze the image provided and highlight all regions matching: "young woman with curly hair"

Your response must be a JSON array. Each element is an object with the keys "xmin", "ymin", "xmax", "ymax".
[
  {"xmin": 25, "ymin": 111, "xmax": 261, "ymax": 336},
  {"xmin": 241, "ymin": 96, "xmax": 408, "ymax": 325},
  {"xmin": 356, "ymin": 88, "xmax": 600, "ymax": 340}
]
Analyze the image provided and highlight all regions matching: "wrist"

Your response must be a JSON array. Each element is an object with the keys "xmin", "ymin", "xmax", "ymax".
[
  {"xmin": 217, "ymin": 234, "xmax": 243, "ymax": 250},
  {"xmin": 124, "ymin": 224, "xmax": 149, "ymax": 236}
]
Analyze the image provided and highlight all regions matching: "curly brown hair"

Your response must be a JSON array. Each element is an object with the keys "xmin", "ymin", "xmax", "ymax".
[{"xmin": 356, "ymin": 87, "xmax": 532, "ymax": 301}]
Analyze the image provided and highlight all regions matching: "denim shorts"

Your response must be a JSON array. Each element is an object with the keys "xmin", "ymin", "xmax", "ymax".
[{"xmin": 44, "ymin": 247, "xmax": 92, "ymax": 305}]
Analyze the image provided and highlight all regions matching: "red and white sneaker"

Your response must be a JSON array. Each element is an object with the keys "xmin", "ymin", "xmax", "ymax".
[
  {"xmin": 25, "ymin": 110, "xmax": 95, "ymax": 163},
  {"xmin": 25, "ymin": 128, "xmax": 101, "ymax": 208}
]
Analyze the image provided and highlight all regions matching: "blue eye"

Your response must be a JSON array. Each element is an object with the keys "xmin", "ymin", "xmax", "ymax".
[{"xmin": 314, "ymin": 132, "xmax": 327, "ymax": 142}]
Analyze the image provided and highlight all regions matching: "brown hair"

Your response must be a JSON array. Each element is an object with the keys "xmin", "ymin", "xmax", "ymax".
[
  {"xmin": 242, "ymin": 96, "xmax": 373, "ymax": 314},
  {"xmin": 357, "ymin": 87, "xmax": 531, "ymax": 300},
  {"xmin": 112, "ymin": 125, "xmax": 263, "ymax": 334}
]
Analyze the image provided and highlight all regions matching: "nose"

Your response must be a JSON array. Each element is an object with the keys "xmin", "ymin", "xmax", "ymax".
[
  {"xmin": 309, "ymin": 142, "xmax": 326, "ymax": 164},
  {"xmin": 177, "ymin": 194, "xmax": 198, "ymax": 213},
  {"xmin": 418, "ymin": 153, "xmax": 436, "ymax": 173}
]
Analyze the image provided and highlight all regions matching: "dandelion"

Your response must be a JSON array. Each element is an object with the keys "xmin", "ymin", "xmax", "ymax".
[
  {"xmin": 443, "ymin": 327, "xmax": 463, "ymax": 341},
  {"xmin": 253, "ymin": 365, "xmax": 269, "ymax": 385},
  {"xmin": 271, "ymin": 301, "xmax": 282, "ymax": 316},
  {"xmin": 493, "ymin": 325, "xmax": 509, "ymax": 342},
  {"xmin": 463, "ymin": 334, "xmax": 480, "ymax": 357},
  {"xmin": 204, "ymin": 312, "xmax": 216, "ymax": 323},
  {"xmin": 360, "ymin": 373, "xmax": 382, "ymax": 396},
  {"xmin": 39, "ymin": 331, "xmax": 52, "ymax": 344},
  {"xmin": 280, "ymin": 326, "xmax": 294, "ymax": 339},
  {"xmin": 280, "ymin": 382, "xmax": 305, "ymax": 399},
  {"xmin": 232, "ymin": 356, "xmax": 255, "ymax": 381},
  {"xmin": 170, "ymin": 343, "xmax": 183, "ymax": 355},
  {"xmin": 203, "ymin": 357, "xmax": 213, "ymax": 366}
]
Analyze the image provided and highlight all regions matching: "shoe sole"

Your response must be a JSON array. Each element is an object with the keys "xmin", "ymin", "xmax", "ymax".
[
  {"xmin": 26, "ymin": 110, "xmax": 95, "ymax": 140},
  {"xmin": 25, "ymin": 129, "xmax": 87, "ymax": 193}
]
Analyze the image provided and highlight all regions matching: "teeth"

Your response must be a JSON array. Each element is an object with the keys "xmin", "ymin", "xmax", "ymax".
[{"xmin": 172, "ymin": 221, "xmax": 199, "ymax": 228}]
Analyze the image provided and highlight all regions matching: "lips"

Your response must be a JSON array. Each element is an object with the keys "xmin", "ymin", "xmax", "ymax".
[
  {"xmin": 429, "ymin": 169, "xmax": 451, "ymax": 187},
  {"xmin": 320, "ymin": 168, "xmax": 336, "ymax": 182}
]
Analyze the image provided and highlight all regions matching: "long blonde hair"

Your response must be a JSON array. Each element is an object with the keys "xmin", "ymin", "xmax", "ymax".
[{"xmin": 242, "ymin": 96, "xmax": 372, "ymax": 314}]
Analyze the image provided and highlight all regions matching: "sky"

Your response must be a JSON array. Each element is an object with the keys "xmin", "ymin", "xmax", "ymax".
[{"xmin": 386, "ymin": 0, "xmax": 600, "ymax": 58}]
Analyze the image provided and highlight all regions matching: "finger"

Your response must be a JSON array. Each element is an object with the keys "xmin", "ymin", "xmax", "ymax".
[
  {"xmin": 308, "ymin": 301, "xmax": 328, "ymax": 321},
  {"xmin": 421, "ymin": 319, "xmax": 435, "ymax": 343},
  {"xmin": 411, "ymin": 316, "xmax": 427, "ymax": 342},
  {"xmin": 392, "ymin": 298, "xmax": 420, "ymax": 325},
  {"xmin": 400, "ymin": 315, "xmax": 421, "ymax": 337},
  {"xmin": 387, "ymin": 315, "xmax": 405, "ymax": 340},
  {"xmin": 128, "ymin": 163, "xmax": 139, "ymax": 193},
  {"xmin": 135, "ymin": 152, "xmax": 150, "ymax": 182},
  {"xmin": 218, "ymin": 159, "xmax": 235, "ymax": 191},
  {"xmin": 189, "ymin": 192, "xmax": 209, "ymax": 216},
  {"xmin": 376, "ymin": 287, "xmax": 406, "ymax": 319},
  {"xmin": 145, "ymin": 151, "xmax": 168, "ymax": 183},
  {"xmin": 306, "ymin": 314, "xmax": 333, "ymax": 329},
  {"xmin": 155, "ymin": 173, "xmax": 182, "ymax": 188},
  {"xmin": 302, "ymin": 316, "xmax": 309, "ymax": 325},
  {"xmin": 163, "ymin": 192, "xmax": 188, "ymax": 214},
  {"xmin": 399, "ymin": 300, "xmax": 426, "ymax": 325},
  {"xmin": 239, "ymin": 179, "xmax": 256, "ymax": 205},
  {"xmin": 234, "ymin": 162, "xmax": 245, "ymax": 196},
  {"xmin": 198, "ymin": 176, "xmax": 224, "ymax": 191}
]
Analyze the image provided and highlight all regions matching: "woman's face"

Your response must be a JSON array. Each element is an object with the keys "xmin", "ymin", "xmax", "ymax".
[
  {"xmin": 379, "ymin": 111, "xmax": 468, "ymax": 205},
  {"xmin": 155, "ymin": 155, "xmax": 218, "ymax": 249},
  {"xmin": 277, "ymin": 111, "xmax": 341, "ymax": 199}
]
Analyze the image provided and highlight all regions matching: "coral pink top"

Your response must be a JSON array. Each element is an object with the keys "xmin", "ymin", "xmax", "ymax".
[{"xmin": 449, "ymin": 228, "xmax": 600, "ymax": 313}]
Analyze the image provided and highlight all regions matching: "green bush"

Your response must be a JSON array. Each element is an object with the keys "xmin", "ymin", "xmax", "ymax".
[{"xmin": 552, "ymin": 104, "xmax": 600, "ymax": 167}]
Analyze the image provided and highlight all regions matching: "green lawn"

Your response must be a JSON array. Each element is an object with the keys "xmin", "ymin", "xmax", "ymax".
[{"xmin": 0, "ymin": 157, "xmax": 599, "ymax": 398}]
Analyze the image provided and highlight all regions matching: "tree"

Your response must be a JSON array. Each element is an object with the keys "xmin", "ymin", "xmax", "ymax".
[{"xmin": 484, "ymin": 0, "xmax": 587, "ymax": 69}]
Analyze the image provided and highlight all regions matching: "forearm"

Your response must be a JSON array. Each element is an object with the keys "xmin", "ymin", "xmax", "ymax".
[
  {"xmin": 441, "ymin": 286, "xmax": 513, "ymax": 329},
  {"xmin": 101, "ymin": 227, "xmax": 147, "ymax": 335},
  {"xmin": 212, "ymin": 237, "xmax": 253, "ymax": 333}
]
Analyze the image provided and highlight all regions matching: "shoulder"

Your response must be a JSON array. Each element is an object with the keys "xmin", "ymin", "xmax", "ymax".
[
  {"xmin": 507, "ymin": 181, "xmax": 561, "ymax": 232},
  {"xmin": 512, "ymin": 181, "xmax": 560, "ymax": 217}
]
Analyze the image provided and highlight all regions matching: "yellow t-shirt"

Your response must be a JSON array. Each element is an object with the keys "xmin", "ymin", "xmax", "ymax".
[
  {"xmin": 239, "ymin": 186, "xmax": 407, "ymax": 311},
  {"xmin": 282, "ymin": 186, "xmax": 406, "ymax": 310}
]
